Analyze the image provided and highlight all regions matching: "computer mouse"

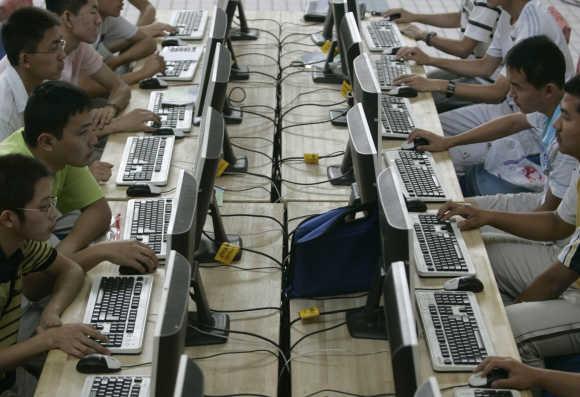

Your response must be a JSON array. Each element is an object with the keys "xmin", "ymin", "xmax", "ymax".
[
  {"xmin": 444, "ymin": 276, "xmax": 484, "ymax": 293},
  {"xmin": 382, "ymin": 47, "xmax": 402, "ymax": 55},
  {"xmin": 468, "ymin": 368, "xmax": 509, "ymax": 388},
  {"xmin": 405, "ymin": 199, "xmax": 427, "ymax": 212},
  {"xmin": 76, "ymin": 354, "xmax": 121, "ymax": 374},
  {"xmin": 126, "ymin": 184, "xmax": 162, "ymax": 197},
  {"xmin": 414, "ymin": 137, "xmax": 430, "ymax": 147},
  {"xmin": 385, "ymin": 12, "xmax": 401, "ymax": 21},
  {"xmin": 161, "ymin": 38, "xmax": 181, "ymax": 47},
  {"xmin": 118, "ymin": 266, "xmax": 144, "ymax": 275},
  {"xmin": 385, "ymin": 86, "xmax": 418, "ymax": 98},
  {"xmin": 152, "ymin": 128, "xmax": 185, "ymax": 139},
  {"xmin": 138, "ymin": 77, "xmax": 168, "ymax": 90}
]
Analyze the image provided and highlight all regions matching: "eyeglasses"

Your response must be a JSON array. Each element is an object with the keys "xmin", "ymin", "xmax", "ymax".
[
  {"xmin": 15, "ymin": 196, "xmax": 58, "ymax": 213},
  {"xmin": 28, "ymin": 39, "xmax": 66, "ymax": 55}
]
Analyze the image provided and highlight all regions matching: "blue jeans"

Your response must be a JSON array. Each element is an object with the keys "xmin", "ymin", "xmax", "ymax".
[{"xmin": 459, "ymin": 164, "xmax": 535, "ymax": 197}]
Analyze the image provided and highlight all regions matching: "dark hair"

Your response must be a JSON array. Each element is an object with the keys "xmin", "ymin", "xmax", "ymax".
[
  {"xmin": 506, "ymin": 35, "xmax": 566, "ymax": 89},
  {"xmin": 23, "ymin": 81, "xmax": 91, "ymax": 147},
  {"xmin": 45, "ymin": 0, "xmax": 89, "ymax": 16},
  {"xmin": 564, "ymin": 75, "xmax": 580, "ymax": 113},
  {"xmin": 0, "ymin": 154, "xmax": 51, "ymax": 220},
  {"xmin": 1, "ymin": 7, "xmax": 61, "ymax": 67}
]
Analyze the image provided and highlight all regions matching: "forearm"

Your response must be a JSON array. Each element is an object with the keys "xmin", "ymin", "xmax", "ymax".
[
  {"xmin": 447, "ymin": 113, "xmax": 530, "ymax": 147},
  {"xmin": 486, "ymin": 211, "xmax": 574, "ymax": 241},
  {"xmin": 534, "ymin": 368, "xmax": 580, "ymax": 397},
  {"xmin": 43, "ymin": 261, "xmax": 85, "ymax": 315},
  {"xmin": 57, "ymin": 200, "xmax": 111, "ymax": 256},
  {"xmin": 65, "ymin": 243, "xmax": 112, "ymax": 271},
  {"xmin": 136, "ymin": 5, "xmax": 155, "ymax": 26},
  {"xmin": 414, "ymin": 12, "xmax": 460, "ymax": 28},
  {"xmin": 429, "ymin": 36, "xmax": 477, "ymax": 58},
  {"xmin": 429, "ymin": 56, "xmax": 497, "ymax": 78},
  {"xmin": 0, "ymin": 336, "xmax": 51, "ymax": 370},
  {"xmin": 113, "ymin": 36, "xmax": 156, "ymax": 67},
  {"xmin": 107, "ymin": 81, "xmax": 131, "ymax": 112}
]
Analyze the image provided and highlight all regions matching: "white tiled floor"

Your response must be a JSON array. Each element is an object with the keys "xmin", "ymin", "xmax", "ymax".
[{"xmin": 119, "ymin": 0, "xmax": 580, "ymax": 60}]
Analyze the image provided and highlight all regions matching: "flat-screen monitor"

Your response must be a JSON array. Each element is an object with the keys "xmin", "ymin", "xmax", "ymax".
[
  {"xmin": 414, "ymin": 377, "xmax": 442, "ymax": 397},
  {"xmin": 203, "ymin": 42, "xmax": 247, "ymax": 173},
  {"xmin": 384, "ymin": 260, "xmax": 419, "ymax": 397},
  {"xmin": 194, "ymin": 6, "xmax": 227, "ymax": 119},
  {"xmin": 150, "ymin": 250, "xmax": 191, "ymax": 396},
  {"xmin": 352, "ymin": 53, "xmax": 381, "ymax": 147},
  {"xmin": 173, "ymin": 355, "xmax": 204, "ymax": 397},
  {"xmin": 347, "ymin": 103, "xmax": 377, "ymax": 206},
  {"xmin": 167, "ymin": 168, "xmax": 197, "ymax": 265}
]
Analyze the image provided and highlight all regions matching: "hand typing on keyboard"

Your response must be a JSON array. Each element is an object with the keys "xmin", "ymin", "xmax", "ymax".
[
  {"xmin": 393, "ymin": 73, "xmax": 446, "ymax": 93},
  {"xmin": 98, "ymin": 240, "xmax": 159, "ymax": 273},
  {"xmin": 395, "ymin": 46, "xmax": 431, "ymax": 65},
  {"xmin": 400, "ymin": 24, "xmax": 427, "ymax": 41},
  {"xmin": 141, "ymin": 22, "xmax": 177, "ymax": 38},
  {"xmin": 437, "ymin": 201, "xmax": 490, "ymax": 231},
  {"xmin": 104, "ymin": 109, "xmax": 161, "ymax": 134},
  {"xmin": 40, "ymin": 323, "xmax": 110, "ymax": 358},
  {"xmin": 407, "ymin": 129, "xmax": 451, "ymax": 152}
]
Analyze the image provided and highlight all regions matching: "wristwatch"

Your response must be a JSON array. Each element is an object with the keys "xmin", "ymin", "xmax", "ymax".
[
  {"xmin": 425, "ymin": 31, "xmax": 437, "ymax": 46},
  {"xmin": 446, "ymin": 80, "xmax": 456, "ymax": 98}
]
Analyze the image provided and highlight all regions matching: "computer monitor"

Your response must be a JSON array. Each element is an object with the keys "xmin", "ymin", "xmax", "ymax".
[
  {"xmin": 346, "ymin": 167, "xmax": 411, "ymax": 339},
  {"xmin": 150, "ymin": 250, "xmax": 191, "ymax": 396},
  {"xmin": 328, "ymin": 11, "xmax": 362, "ymax": 126},
  {"xmin": 194, "ymin": 6, "xmax": 227, "ymax": 120},
  {"xmin": 414, "ymin": 377, "xmax": 442, "ymax": 397},
  {"xmin": 205, "ymin": 42, "xmax": 248, "ymax": 173},
  {"xmin": 384, "ymin": 260, "xmax": 419, "ymax": 397},
  {"xmin": 167, "ymin": 169, "xmax": 197, "ymax": 264},
  {"xmin": 218, "ymin": 0, "xmax": 250, "ymax": 79},
  {"xmin": 327, "ymin": 53, "xmax": 380, "ymax": 185},
  {"xmin": 229, "ymin": 0, "xmax": 259, "ymax": 41},
  {"xmin": 312, "ymin": 0, "xmax": 347, "ymax": 84},
  {"xmin": 173, "ymin": 355, "xmax": 204, "ymax": 397},
  {"xmin": 192, "ymin": 105, "xmax": 243, "ymax": 264}
]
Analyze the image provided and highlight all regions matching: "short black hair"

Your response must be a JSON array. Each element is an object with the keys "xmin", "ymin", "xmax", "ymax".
[
  {"xmin": 23, "ymin": 81, "xmax": 91, "ymax": 147},
  {"xmin": 506, "ymin": 35, "xmax": 566, "ymax": 89},
  {"xmin": 0, "ymin": 154, "xmax": 51, "ymax": 221},
  {"xmin": 1, "ymin": 7, "xmax": 61, "ymax": 67},
  {"xmin": 564, "ymin": 75, "xmax": 580, "ymax": 113},
  {"xmin": 45, "ymin": 0, "xmax": 89, "ymax": 16}
]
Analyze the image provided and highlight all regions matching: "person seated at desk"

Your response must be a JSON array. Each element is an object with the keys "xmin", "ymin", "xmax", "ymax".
[
  {"xmin": 0, "ymin": 80, "xmax": 159, "ymax": 275},
  {"xmin": 0, "ymin": 7, "xmax": 160, "ymax": 180},
  {"xmin": 84, "ymin": 0, "xmax": 168, "ymax": 96},
  {"xmin": 128, "ymin": 0, "xmax": 176, "ymax": 38},
  {"xmin": 0, "ymin": 154, "xmax": 108, "ymax": 397},
  {"xmin": 394, "ymin": 1, "xmax": 575, "ymax": 192},
  {"xmin": 476, "ymin": 356, "xmax": 580, "ymax": 397},
  {"xmin": 437, "ymin": 76, "xmax": 580, "ymax": 368},
  {"xmin": 384, "ymin": 1, "xmax": 501, "ymax": 113},
  {"xmin": 409, "ymin": 36, "xmax": 577, "ymax": 201}
]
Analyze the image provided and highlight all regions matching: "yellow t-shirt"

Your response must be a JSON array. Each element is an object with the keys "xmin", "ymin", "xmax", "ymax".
[{"xmin": 0, "ymin": 129, "xmax": 103, "ymax": 213}]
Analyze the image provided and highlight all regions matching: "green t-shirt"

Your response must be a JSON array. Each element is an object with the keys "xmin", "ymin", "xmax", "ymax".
[{"xmin": 0, "ymin": 129, "xmax": 103, "ymax": 213}]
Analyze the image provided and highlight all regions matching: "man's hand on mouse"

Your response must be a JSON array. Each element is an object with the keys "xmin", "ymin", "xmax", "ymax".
[
  {"xmin": 382, "ymin": 8, "xmax": 415, "ymax": 23},
  {"xmin": 475, "ymin": 357, "xmax": 538, "ymax": 390},
  {"xmin": 437, "ymin": 201, "xmax": 490, "ymax": 231},
  {"xmin": 408, "ymin": 129, "xmax": 450, "ymax": 152},
  {"xmin": 42, "ymin": 324, "xmax": 110, "ymax": 358},
  {"xmin": 99, "ymin": 240, "xmax": 159, "ymax": 274},
  {"xmin": 393, "ymin": 73, "xmax": 446, "ymax": 93},
  {"xmin": 396, "ymin": 46, "xmax": 431, "ymax": 65}
]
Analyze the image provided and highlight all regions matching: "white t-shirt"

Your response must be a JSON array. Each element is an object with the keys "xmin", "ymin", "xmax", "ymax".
[
  {"xmin": 526, "ymin": 111, "xmax": 578, "ymax": 199},
  {"xmin": 461, "ymin": 0, "xmax": 501, "ymax": 58},
  {"xmin": 0, "ymin": 61, "xmax": 28, "ymax": 141},
  {"xmin": 486, "ymin": 0, "xmax": 574, "ymax": 79},
  {"xmin": 95, "ymin": 16, "xmax": 138, "ymax": 60},
  {"xmin": 557, "ymin": 167, "xmax": 579, "ymax": 226}
]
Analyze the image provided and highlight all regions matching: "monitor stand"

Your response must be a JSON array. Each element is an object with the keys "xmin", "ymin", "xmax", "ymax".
[
  {"xmin": 230, "ymin": 27, "xmax": 260, "ymax": 41},
  {"xmin": 346, "ymin": 271, "xmax": 387, "ymax": 340},
  {"xmin": 311, "ymin": 32, "xmax": 327, "ymax": 46},
  {"xmin": 329, "ymin": 108, "xmax": 348, "ymax": 127},
  {"xmin": 327, "ymin": 144, "xmax": 353, "ymax": 186},
  {"xmin": 312, "ymin": 41, "xmax": 344, "ymax": 85},
  {"xmin": 223, "ymin": 100, "xmax": 243, "ymax": 125},
  {"xmin": 230, "ymin": 65, "xmax": 250, "ymax": 81}
]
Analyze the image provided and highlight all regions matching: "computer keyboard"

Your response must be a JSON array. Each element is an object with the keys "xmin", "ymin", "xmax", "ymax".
[
  {"xmin": 83, "ymin": 275, "xmax": 153, "ymax": 354},
  {"xmin": 81, "ymin": 375, "xmax": 150, "ymax": 397},
  {"xmin": 383, "ymin": 150, "xmax": 447, "ymax": 202},
  {"xmin": 364, "ymin": 20, "xmax": 403, "ymax": 51},
  {"xmin": 170, "ymin": 10, "xmax": 208, "ymax": 40},
  {"xmin": 375, "ymin": 55, "xmax": 412, "ymax": 88},
  {"xmin": 116, "ymin": 136, "xmax": 175, "ymax": 186},
  {"xmin": 163, "ymin": 60, "xmax": 196, "ymax": 81},
  {"xmin": 410, "ymin": 212, "xmax": 475, "ymax": 277},
  {"xmin": 416, "ymin": 290, "xmax": 494, "ymax": 371},
  {"xmin": 380, "ymin": 95, "xmax": 415, "ymax": 138},
  {"xmin": 148, "ymin": 91, "xmax": 194, "ymax": 131},
  {"xmin": 454, "ymin": 390, "xmax": 521, "ymax": 397},
  {"xmin": 123, "ymin": 198, "xmax": 175, "ymax": 258}
]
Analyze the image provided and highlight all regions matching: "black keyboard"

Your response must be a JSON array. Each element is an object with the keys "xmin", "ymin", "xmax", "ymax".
[
  {"xmin": 375, "ymin": 55, "xmax": 411, "ymax": 87},
  {"xmin": 83, "ymin": 376, "xmax": 149, "ymax": 397},
  {"xmin": 163, "ymin": 60, "xmax": 194, "ymax": 78},
  {"xmin": 152, "ymin": 93, "xmax": 186, "ymax": 129},
  {"xmin": 381, "ymin": 95, "xmax": 414, "ymax": 137},
  {"xmin": 129, "ymin": 199, "xmax": 173, "ymax": 255},
  {"xmin": 414, "ymin": 215, "xmax": 468, "ymax": 273},
  {"xmin": 122, "ymin": 136, "xmax": 169, "ymax": 182},
  {"xmin": 174, "ymin": 11, "xmax": 203, "ymax": 35},
  {"xmin": 367, "ymin": 20, "xmax": 403, "ymax": 49},
  {"xmin": 395, "ymin": 151, "xmax": 445, "ymax": 199},
  {"xmin": 472, "ymin": 392, "xmax": 516, "ymax": 397}
]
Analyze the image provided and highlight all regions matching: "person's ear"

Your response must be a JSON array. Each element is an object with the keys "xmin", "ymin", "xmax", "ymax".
[
  {"xmin": 62, "ymin": 10, "xmax": 74, "ymax": 29},
  {"xmin": 0, "ymin": 210, "xmax": 19, "ymax": 229},
  {"xmin": 36, "ymin": 132, "xmax": 57, "ymax": 152}
]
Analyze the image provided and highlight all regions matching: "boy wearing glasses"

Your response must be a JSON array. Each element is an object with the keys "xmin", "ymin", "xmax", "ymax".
[{"xmin": 0, "ymin": 154, "xmax": 109, "ymax": 397}]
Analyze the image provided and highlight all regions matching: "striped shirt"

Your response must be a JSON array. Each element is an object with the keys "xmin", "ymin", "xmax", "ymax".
[
  {"xmin": 461, "ymin": 0, "xmax": 502, "ymax": 58},
  {"xmin": 0, "ymin": 241, "xmax": 56, "ymax": 385}
]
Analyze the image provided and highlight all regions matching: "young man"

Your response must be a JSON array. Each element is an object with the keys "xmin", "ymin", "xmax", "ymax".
[
  {"xmin": 0, "ymin": 81, "xmax": 159, "ymax": 275},
  {"xmin": 0, "ymin": 154, "xmax": 108, "ymax": 395},
  {"xmin": 409, "ymin": 36, "xmax": 577, "ymax": 206},
  {"xmin": 0, "ymin": 8, "xmax": 160, "ymax": 145},
  {"xmin": 437, "ymin": 75, "xmax": 580, "ymax": 368},
  {"xmin": 384, "ymin": 1, "xmax": 501, "ymax": 112}
]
